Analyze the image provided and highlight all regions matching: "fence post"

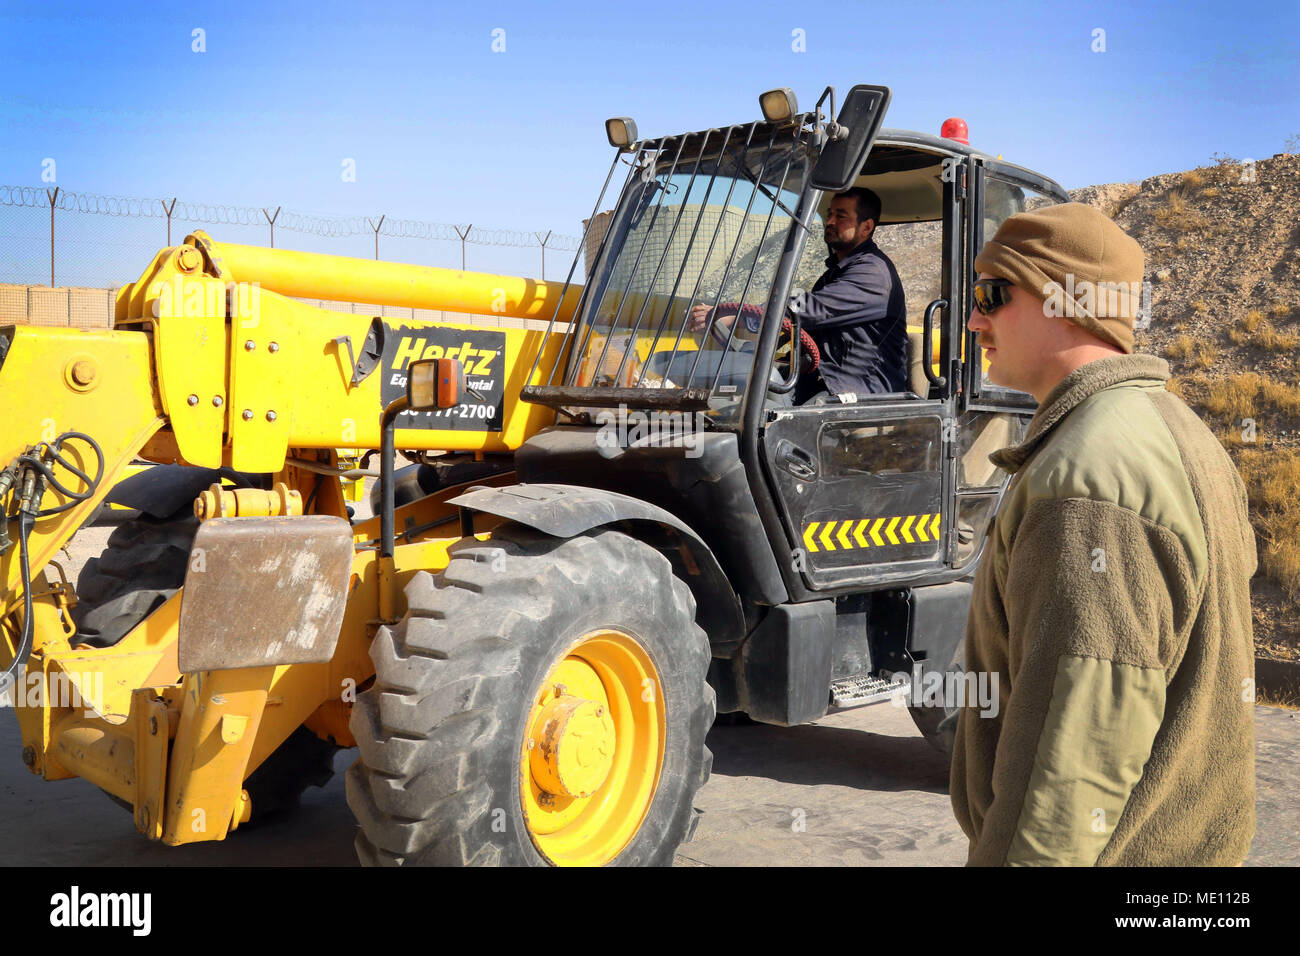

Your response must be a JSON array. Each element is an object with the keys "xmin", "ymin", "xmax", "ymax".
[
  {"xmin": 46, "ymin": 186, "xmax": 60, "ymax": 287},
  {"xmin": 161, "ymin": 198, "xmax": 178, "ymax": 245},
  {"xmin": 453, "ymin": 224, "xmax": 473, "ymax": 271},
  {"xmin": 262, "ymin": 206, "xmax": 281, "ymax": 248},
  {"xmin": 534, "ymin": 230, "xmax": 551, "ymax": 280},
  {"xmin": 368, "ymin": 215, "xmax": 385, "ymax": 260}
]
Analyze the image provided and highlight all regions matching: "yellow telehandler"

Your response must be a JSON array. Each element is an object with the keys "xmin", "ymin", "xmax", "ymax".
[{"xmin": 1, "ymin": 84, "xmax": 1067, "ymax": 865}]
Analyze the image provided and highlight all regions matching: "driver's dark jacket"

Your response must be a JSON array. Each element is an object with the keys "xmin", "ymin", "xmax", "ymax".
[{"xmin": 763, "ymin": 239, "xmax": 908, "ymax": 398}]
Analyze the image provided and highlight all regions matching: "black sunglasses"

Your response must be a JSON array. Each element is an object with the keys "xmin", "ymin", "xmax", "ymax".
[{"xmin": 973, "ymin": 277, "xmax": 1015, "ymax": 315}]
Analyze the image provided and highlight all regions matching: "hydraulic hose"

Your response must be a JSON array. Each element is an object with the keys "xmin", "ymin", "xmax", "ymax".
[
  {"xmin": 2, "ymin": 510, "xmax": 36, "ymax": 690},
  {"xmin": 1, "ymin": 432, "xmax": 105, "ymax": 686}
]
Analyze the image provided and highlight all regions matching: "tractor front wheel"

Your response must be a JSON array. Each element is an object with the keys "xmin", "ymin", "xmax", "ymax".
[{"xmin": 346, "ymin": 523, "xmax": 715, "ymax": 866}]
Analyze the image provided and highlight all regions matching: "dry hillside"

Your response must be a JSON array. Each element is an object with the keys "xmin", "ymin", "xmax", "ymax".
[
  {"xmin": 879, "ymin": 153, "xmax": 1299, "ymax": 659},
  {"xmin": 1076, "ymin": 153, "xmax": 1300, "ymax": 661}
]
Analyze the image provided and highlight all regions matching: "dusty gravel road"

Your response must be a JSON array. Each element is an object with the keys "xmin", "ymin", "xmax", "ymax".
[
  {"xmin": 2, "ymin": 688, "xmax": 1296, "ymax": 866},
  {"xmin": 0, "ymin": 516, "xmax": 1295, "ymax": 866}
]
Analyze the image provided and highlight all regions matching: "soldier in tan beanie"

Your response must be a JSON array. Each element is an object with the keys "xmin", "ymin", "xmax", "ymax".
[
  {"xmin": 951, "ymin": 202, "xmax": 1258, "ymax": 865},
  {"xmin": 967, "ymin": 201, "xmax": 1145, "ymax": 400}
]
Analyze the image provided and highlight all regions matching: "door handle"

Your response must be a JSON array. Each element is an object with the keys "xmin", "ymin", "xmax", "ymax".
[
  {"xmin": 781, "ymin": 445, "xmax": 816, "ymax": 480},
  {"xmin": 922, "ymin": 298, "xmax": 948, "ymax": 389}
]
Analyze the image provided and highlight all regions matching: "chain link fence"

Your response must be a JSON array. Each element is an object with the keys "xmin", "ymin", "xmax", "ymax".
[{"xmin": 0, "ymin": 185, "xmax": 583, "ymax": 290}]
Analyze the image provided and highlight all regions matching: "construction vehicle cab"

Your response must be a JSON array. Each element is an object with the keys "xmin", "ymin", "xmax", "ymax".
[
  {"xmin": 468, "ymin": 85, "xmax": 1070, "ymax": 730},
  {"xmin": 0, "ymin": 82, "xmax": 1069, "ymax": 867}
]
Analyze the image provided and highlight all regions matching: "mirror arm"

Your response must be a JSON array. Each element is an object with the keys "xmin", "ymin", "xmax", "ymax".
[{"xmin": 378, "ymin": 395, "xmax": 410, "ymax": 560}]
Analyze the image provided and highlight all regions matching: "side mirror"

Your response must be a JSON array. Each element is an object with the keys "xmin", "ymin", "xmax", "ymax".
[
  {"xmin": 811, "ymin": 85, "xmax": 891, "ymax": 192},
  {"xmin": 407, "ymin": 358, "xmax": 465, "ymax": 410}
]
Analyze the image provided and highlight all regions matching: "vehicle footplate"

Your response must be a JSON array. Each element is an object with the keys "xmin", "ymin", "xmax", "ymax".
[
  {"xmin": 829, "ymin": 672, "xmax": 910, "ymax": 709},
  {"xmin": 177, "ymin": 516, "xmax": 354, "ymax": 672}
]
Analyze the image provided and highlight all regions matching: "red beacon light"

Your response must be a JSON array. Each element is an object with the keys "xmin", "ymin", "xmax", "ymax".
[{"xmin": 940, "ymin": 117, "xmax": 969, "ymax": 145}]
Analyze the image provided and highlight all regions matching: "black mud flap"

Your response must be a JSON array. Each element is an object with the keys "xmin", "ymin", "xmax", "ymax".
[{"xmin": 449, "ymin": 482, "xmax": 747, "ymax": 655}]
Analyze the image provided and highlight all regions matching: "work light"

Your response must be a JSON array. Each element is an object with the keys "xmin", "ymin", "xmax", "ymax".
[
  {"xmin": 760, "ymin": 88, "xmax": 798, "ymax": 124},
  {"xmin": 605, "ymin": 117, "xmax": 638, "ymax": 149}
]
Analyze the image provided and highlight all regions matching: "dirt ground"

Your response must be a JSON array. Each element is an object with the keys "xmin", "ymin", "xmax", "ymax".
[
  {"xmin": 1, "ymin": 512, "xmax": 1295, "ymax": 867},
  {"xmin": 1, "ymin": 696, "xmax": 1297, "ymax": 866}
]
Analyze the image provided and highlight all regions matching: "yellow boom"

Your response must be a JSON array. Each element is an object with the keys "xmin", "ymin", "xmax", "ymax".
[{"xmin": 173, "ymin": 235, "xmax": 585, "ymax": 320}]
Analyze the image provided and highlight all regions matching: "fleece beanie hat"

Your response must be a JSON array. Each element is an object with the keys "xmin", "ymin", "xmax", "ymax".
[{"xmin": 974, "ymin": 202, "xmax": 1145, "ymax": 353}]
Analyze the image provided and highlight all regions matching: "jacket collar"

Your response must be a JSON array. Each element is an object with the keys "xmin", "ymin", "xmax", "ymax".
[
  {"xmin": 823, "ymin": 238, "xmax": 877, "ymax": 271},
  {"xmin": 989, "ymin": 353, "xmax": 1171, "ymax": 474}
]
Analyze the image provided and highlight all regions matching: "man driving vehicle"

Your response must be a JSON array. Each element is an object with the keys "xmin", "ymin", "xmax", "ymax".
[{"xmin": 688, "ymin": 187, "xmax": 908, "ymax": 404}]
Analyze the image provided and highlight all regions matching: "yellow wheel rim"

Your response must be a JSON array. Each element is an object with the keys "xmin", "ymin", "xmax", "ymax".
[{"xmin": 520, "ymin": 628, "xmax": 665, "ymax": 866}]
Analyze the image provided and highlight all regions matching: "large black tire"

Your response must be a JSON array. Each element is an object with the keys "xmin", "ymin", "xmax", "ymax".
[
  {"xmin": 71, "ymin": 512, "xmax": 340, "ymax": 822},
  {"xmin": 347, "ymin": 523, "xmax": 715, "ymax": 866},
  {"xmin": 907, "ymin": 641, "xmax": 964, "ymax": 757},
  {"xmin": 73, "ymin": 513, "xmax": 200, "ymax": 649},
  {"xmin": 241, "ymin": 726, "xmax": 340, "ymax": 825}
]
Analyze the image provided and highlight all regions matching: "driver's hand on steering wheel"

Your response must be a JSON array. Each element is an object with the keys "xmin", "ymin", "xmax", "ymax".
[{"xmin": 689, "ymin": 303, "xmax": 735, "ymax": 333}]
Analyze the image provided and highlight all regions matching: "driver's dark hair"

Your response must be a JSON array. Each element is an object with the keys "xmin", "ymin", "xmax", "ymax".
[{"xmin": 835, "ymin": 186, "xmax": 882, "ymax": 226}]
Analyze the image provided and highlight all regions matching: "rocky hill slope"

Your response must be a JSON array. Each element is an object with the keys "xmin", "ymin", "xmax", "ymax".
[
  {"xmin": 1081, "ymin": 153, "xmax": 1299, "ymax": 660},
  {"xmin": 880, "ymin": 152, "xmax": 1298, "ymax": 659}
]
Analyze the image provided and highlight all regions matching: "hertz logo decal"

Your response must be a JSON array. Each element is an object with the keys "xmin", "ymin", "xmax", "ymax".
[
  {"xmin": 802, "ymin": 513, "xmax": 941, "ymax": 553},
  {"xmin": 380, "ymin": 323, "xmax": 507, "ymax": 432},
  {"xmin": 391, "ymin": 336, "xmax": 498, "ymax": 375}
]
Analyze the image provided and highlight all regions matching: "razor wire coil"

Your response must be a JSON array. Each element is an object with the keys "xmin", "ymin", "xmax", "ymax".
[{"xmin": 0, "ymin": 185, "xmax": 581, "ymax": 250}]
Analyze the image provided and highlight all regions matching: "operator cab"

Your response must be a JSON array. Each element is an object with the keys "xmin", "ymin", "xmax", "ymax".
[
  {"xmin": 517, "ymin": 92, "xmax": 1070, "ymax": 605},
  {"xmin": 759, "ymin": 128, "xmax": 1068, "ymax": 595}
]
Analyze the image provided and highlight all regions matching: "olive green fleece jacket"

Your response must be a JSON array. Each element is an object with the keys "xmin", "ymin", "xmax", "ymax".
[{"xmin": 950, "ymin": 354, "xmax": 1257, "ymax": 866}]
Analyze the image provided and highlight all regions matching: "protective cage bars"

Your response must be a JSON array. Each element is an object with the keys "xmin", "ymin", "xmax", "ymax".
[{"xmin": 522, "ymin": 115, "xmax": 815, "ymax": 414}]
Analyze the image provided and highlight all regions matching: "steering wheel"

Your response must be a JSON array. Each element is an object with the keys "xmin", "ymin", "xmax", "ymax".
[
  {"xmin": 775, "ymin": 315, "xmax": 820, "ymax": 379},
  {"xmin": 706, "ymin": 302, "xmax": 820, "ymax": 374},
  {"xmin": 706, "ymin": 302, "xmax": 762, "ymax": 351}
]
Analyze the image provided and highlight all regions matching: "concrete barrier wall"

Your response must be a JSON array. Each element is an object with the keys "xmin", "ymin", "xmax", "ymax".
[
  {"xmin": 0, "ymin": 283, "xmax": 553, "ymax": 331},
  {"xmin": 0, "ymin": 284, "xmax": 118, "ymax": 328}
]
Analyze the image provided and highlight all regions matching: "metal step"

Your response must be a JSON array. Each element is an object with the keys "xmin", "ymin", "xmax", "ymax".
[{"xmin": 829, "ymin": 672, "xmax": 910, "ymax": 709}]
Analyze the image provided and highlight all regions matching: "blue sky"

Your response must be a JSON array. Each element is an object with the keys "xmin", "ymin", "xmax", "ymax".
[{"xmin": 1, "ymin": 0, "xmax": 1297, "ymax": 283}]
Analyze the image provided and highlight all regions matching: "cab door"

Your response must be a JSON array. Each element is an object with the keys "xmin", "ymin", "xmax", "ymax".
[
  {"xmin": 759, "ymin": 146, "xmax": 964, "ymax": 594},
  {"xmin": 945, "ymin": 158, "xmax": 1070, "ymax": 573},
  {"xmin": 962, "ymin": 158, "xmax": 1069, "ymax": 413},
  {"xmin": 762, "ymin": 398, "xmax": 951, "ymax": 592}
]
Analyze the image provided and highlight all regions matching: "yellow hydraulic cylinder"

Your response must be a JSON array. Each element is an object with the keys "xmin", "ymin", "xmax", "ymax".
[
  {"xmin": 194, "ymin": 482, "xmax": 302, "ymax": 521},
  {"xmin": 197, "ymin": 236, "xmax": 585, "ymax": 322}
]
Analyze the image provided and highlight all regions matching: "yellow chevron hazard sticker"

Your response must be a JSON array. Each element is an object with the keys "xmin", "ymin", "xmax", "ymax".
[
  {"xmin": 819, "ymin": 522, "xmax": 837, "ymax": 551},
  {"xmin": 885, "ymin": 516, "xmax": 901, "ymax": 545},
  {"xmin": 803, "ymin": 522, "xmax": 822, "ymax": 552},
  {"xmin": 900, "ymin": 514, "xmax": 916, "ymax": 543},
  {"xmin": 869, "ymin": 517, "xmax": 886, "ymax": 546},
  {"xmin": 801, "ymin": 513, "xmax": 941, "ymax": 554}
]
